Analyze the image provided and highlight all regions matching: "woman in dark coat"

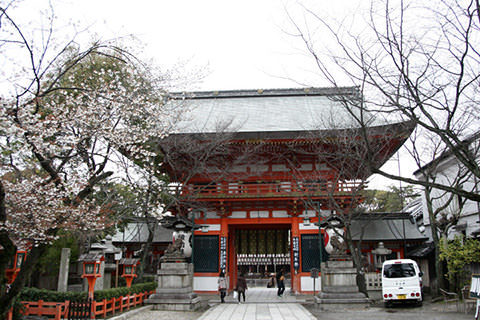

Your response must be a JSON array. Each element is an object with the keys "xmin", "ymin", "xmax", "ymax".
[
  {"xmin": 276, "ymin": 268, "xmax": 285, "ymax": 297},
  {"xmin": 236, "ymin": 273, "xmax": 247, "ymax": 303}
]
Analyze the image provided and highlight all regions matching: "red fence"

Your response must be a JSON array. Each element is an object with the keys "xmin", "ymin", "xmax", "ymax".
[
  {"xmin": 7, "ymin": 291, "xmax": 153, "ymax": 320},
  {"xmin": 172, "ymin": 180, "xmax": 364, "ymax": 199}
]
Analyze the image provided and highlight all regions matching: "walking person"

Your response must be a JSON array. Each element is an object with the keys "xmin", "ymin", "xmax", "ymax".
[
  {"xmin": 218, "ymin": 271, "xmax": 227, "ymax": 303},
  {"xmin": 276, "ymin": 268, "xmax": 285, "ymax": 298},
  {"xmin": 236, "ymin": 272, "xmax": 247, "ymax": 303},
  {"xmin": 267, "ymin": 273, "xmax": 275, "ymax": 288}
]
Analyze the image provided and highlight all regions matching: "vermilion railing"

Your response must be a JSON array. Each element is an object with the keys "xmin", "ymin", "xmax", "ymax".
[
  {"xmin": 7, "ymin": 291, "xmax": 154, "ymax": 320},
  {"xmin": 171, "ymin": 180, "xmax": 364, "ymax": 199}
]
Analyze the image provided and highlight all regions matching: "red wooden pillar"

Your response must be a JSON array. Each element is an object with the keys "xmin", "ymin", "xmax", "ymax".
[
  {"xmin": 221, "ymin": 217, "xmax": 235, "ymax": 290},
  {"xmin": 291, "ymin": 216, "xmax": 300, "ymax": 294}
]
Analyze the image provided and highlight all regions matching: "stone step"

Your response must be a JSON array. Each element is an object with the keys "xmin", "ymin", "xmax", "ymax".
[
  {"xmin": 322, "ymin": 268, "xmax": 357, "ymax": 274},
  {"xmin": 318, "ymin": 292, "xmax": 366, "ymax": 300},
  {"xmin": 315, "ymin": 297, "xmax": 369, "ymax": 304},
  {"xmin": 322, "ymin": 285, "xmax": 359, "ymax": 293},
  {"xmin": 325, "ymin": 260, "xmax": 354, "ymax": 268}
]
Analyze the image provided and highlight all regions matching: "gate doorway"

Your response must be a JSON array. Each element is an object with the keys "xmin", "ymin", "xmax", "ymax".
[{"xmin": 232, "ymin": 226, "xmax": 291, "ymax": 288}]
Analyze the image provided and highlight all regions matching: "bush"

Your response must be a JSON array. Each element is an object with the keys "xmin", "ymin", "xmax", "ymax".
[
  {"xmin": 95, "ymin": 282, "xmax": 156, "ymax": 301},
  {"xmin": 19, "ymin": 287, "xmax": 87, "ymax": 302},
  {"xmin": 18, "ymin": 282, "xmax": 156, "ymax": 302}
]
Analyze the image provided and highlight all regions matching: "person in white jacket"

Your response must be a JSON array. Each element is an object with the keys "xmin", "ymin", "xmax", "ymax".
[{"xmin": 218, "ymin": 271, "xmax": 227, "ymax": 303}]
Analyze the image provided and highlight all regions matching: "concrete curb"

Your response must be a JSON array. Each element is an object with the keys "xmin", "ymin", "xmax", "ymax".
[{"xmin": 108, "ymin": 305, "xmax": 153, "ymax": 320}]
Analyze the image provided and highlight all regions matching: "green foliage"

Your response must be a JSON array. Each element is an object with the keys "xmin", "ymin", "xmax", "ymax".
[
  {"xmin": 94, "ymin": 282, "xmax": 156, "ymax": 301},
  {"xmin": 439, "ymin": 235, "xmax": 480, "ymax": 285},
  {"xmin": 361, "ymin": 185, "xmax": 417, "ymax": 212},
  {"xmin": 17, "ymin": 282, "xmax": 156, "ymax": 302},
  {"xmin": 10, "ymin": 297, "xmax": 26, "ymax": 320},
  {"xmin": 19, "ymin": 287, "xmax": 87, "ymax": 302},
  {"xmin": 37, "ymin": 232, "xmax": 80, "ymax": 275}
]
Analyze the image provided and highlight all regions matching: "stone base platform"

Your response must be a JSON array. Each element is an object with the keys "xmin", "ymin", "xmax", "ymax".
[
  {"xmin": 145, "ymin": 260, "xmax": 202, "ymax": 311},
  {"xmin": 316, "ymin": 259, "xmax": 369, "ymax": 307}
]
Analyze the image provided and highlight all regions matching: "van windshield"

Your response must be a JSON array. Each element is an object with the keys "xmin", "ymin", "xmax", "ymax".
[{"xmin": 383, "ymin": 263, "xmax": 416, "ymax": 278}]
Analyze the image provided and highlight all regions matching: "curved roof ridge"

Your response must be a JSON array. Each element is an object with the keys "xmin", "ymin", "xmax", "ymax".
[{"xmin": 170, "ymin": 86, "xmax": 360, "ymax": 100}]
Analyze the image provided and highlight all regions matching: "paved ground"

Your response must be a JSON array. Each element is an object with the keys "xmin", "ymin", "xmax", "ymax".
[
  {"xmin": 124, "ymin": 288, "xmax": 478, "ymax": 320},
  {"xmin": 198, "ymin": 303, "xmax": 316, "ymax": 320},
  {"xmin": 305, "ymin": 302, "xmax": 476, "ymax": 320}
]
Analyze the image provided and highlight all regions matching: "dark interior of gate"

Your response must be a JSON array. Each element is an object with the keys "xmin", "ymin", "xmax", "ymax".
[{"xmin": 233, "ymin": 225, "xmax": 291, "ymax": 288}]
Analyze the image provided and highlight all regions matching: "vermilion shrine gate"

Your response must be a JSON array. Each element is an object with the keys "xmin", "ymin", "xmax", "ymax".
[{"xmin": 160, "ymin": 87, "xmax": 414, "ymax": 293}]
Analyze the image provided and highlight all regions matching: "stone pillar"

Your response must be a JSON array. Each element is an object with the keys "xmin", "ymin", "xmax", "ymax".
[{"xmin": 57, "ymin": 248, "xmax": 70, "ymax": 292}]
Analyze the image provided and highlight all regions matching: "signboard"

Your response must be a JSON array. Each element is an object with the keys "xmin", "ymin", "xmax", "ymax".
[
  {"xmin": 470, "ymin": 274, "xmax": 480, "ymax": 299},
  {"xmin": 292, "ymin": 237, "xmax": 300, "ymax": 271},
  {"xmin": 220, "ymin": 236, "xmax": 227, "ymax": 272}
]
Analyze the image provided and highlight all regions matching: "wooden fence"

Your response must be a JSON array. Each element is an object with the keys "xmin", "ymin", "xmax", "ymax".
[
  {"xmin": 7, "ymin": 291, "xmax": 153, "ymax": 320},
  {"xmin": 365, "ymin": 272, "xmax": 382, "ymax": 290}
]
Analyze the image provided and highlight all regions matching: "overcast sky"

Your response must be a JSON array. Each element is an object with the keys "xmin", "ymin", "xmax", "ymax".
[{"xmin": 49, "ymin": 0, "xmax": 368, "ymax": 91}]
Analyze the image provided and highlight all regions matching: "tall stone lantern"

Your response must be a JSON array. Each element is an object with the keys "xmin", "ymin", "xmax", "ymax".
[
  {"xmin": 145, "ymin": 215, "xmax": 201, "ymax": 311},
  {"xmin": 372, "ymin": 242, "xmax": 392, "ymax": 270}
]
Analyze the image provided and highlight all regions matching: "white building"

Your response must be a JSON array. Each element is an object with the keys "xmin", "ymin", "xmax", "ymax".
[{"xmin": 413, "ymin": 134, "xmax": 480, "ymax": 240}]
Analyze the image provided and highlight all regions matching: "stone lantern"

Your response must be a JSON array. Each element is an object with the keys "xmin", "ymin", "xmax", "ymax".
[{"xmin": 372, "ymin": 242, "xmax": 392, "ymax": 269}]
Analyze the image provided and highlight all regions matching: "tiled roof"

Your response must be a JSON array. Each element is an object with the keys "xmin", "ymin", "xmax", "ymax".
[
  {"xmin": 407, "ymin": 242, "xmax": 435, "ymax": 258},
  {"xmin": 111, "ymin": 223, "xmax": 173, "ymax": 243},
  {"xmin": 351, "ymin": 213, "xmax": 427, "ymax": 241},
  {"xmin": 169, "ymin": 87, "xmax": 386, "ymax": 134}
]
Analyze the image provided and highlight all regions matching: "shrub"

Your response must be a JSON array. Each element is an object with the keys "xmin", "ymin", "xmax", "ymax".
[
  {"xmin": 94, "ymin": 282, "xmax": 156, "ymax": 301},
  {"xmin": 19, "ymin": 287, "xmax": 87, "ymax": 302},
  {"xmin": 18, "ymin": 282, "xmax": 156, "ymax": 302}
]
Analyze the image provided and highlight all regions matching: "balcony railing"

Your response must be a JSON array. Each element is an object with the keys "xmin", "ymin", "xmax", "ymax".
[{"xmin": 170, "ymin": 180, "xmax": 363, "ymax": 200}]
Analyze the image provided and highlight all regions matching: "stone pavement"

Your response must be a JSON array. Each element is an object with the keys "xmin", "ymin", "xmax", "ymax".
[
  {"xmin": 208, "ymin": 286, "xmax": 307, "ymax": 304},
  {"xmin": 121, "ymin": 288, "xmax": 478, "ymax": 320},
  {"xmin": 198, "ymin": 303, "xmax": 316, "ymax": 320}
]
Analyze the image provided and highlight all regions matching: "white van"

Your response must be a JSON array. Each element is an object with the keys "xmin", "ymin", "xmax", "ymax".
[{"xmin": 382, "ymin": 259, "xmax": 423, "ymax": 307}]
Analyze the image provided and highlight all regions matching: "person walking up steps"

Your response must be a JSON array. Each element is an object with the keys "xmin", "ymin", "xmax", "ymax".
[
  {"xmin": 218, "ymin": 271, "xmax": 227, "ymax": 303},
  {"xmin": 276, "ymin": 268, "xmax": 285, "ymax": 298},
  {"xmin": 236, "ymin": 273, "xmax": 247, "ymax": 303}
]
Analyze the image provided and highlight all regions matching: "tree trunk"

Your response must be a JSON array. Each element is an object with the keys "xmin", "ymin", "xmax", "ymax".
[
  {"xmin": 425, "ymin": 187, "xmax": 445, "ymax": 295},
  {"xmin": 136, "ymin": 222, "xmax": 155, "ymax": 281},
  {"xmin": 345, "ymin": 227, "xmax": 368, "ymax": 296}
]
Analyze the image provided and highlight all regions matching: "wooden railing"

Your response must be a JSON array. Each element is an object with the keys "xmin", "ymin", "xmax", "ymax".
[
  {"xmin": 12, "ymin": 300, "xmax": 67, "ymax": 320},
  {"xmin": 171, "ymin": 180, "xmax": 364, "ymax": 199},
  {"xmin": 92, "ymin": 291, "xmax": 151, "ymax": 319},
  {"xmin": 7, "ymin": 290, "xmax": 153, "ymax": 320}
]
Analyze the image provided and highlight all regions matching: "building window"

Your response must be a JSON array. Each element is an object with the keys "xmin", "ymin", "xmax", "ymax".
[
  {"xmin": 301, "ymin": 234, "xmax": 328, "ymax": 272},
  {"xmin": 193, "ymin": 235, "xmax": 219, "ymax": 273}
]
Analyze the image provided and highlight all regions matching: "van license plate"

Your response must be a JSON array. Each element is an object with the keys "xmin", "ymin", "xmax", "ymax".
[{"xmin": 397, "ymin": 294, "xmax": 406, "ymax": 299}]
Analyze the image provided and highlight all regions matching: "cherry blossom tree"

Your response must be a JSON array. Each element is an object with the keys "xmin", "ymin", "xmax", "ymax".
[{"xmin": 0, "ymin": 3, "xmax": 181, "ymax": 315}]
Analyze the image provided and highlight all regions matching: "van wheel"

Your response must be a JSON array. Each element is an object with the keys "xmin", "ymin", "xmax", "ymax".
[
  {"xmin": 416, "ymin": 300, "xmax": 423, "ymax": 307},
  {"xmin": 384, "ymin": 301, "xmax": 392, "ymax": 308}
]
